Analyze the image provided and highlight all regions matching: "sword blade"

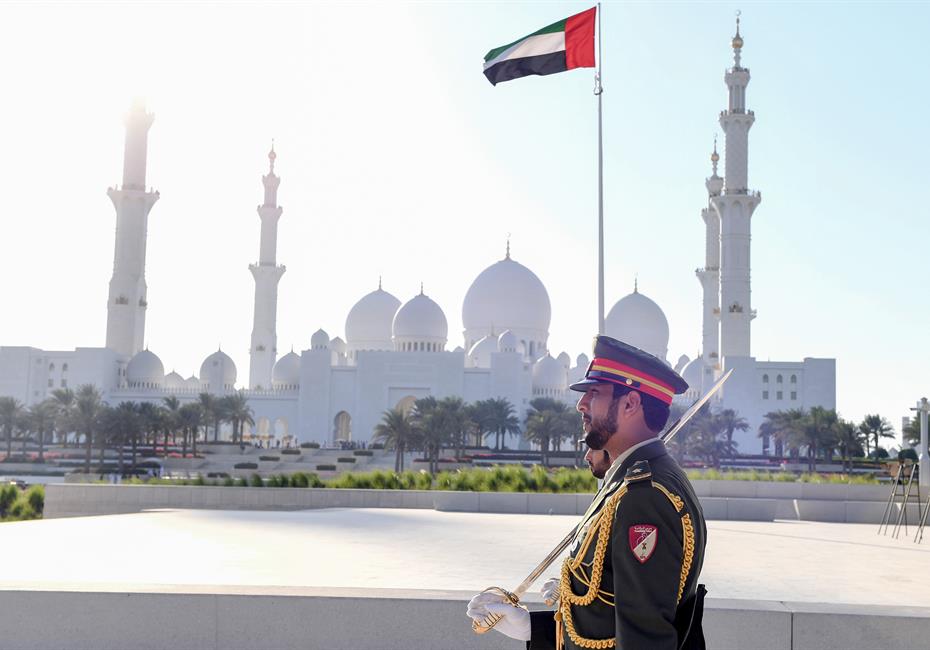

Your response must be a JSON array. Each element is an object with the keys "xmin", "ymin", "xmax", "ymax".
[{"xmin": 507, "ymin": 369, "xmax": 733, "ymax": 599}]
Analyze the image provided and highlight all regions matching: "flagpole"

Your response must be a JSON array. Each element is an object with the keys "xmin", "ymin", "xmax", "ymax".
[{"xmin": 595, "ymin": 3, "xmax": 605, "ymax": 335}]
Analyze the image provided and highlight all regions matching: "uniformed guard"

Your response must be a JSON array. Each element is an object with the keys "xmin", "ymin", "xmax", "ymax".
[{"xmin": 467, "ymin": 335, "xmax": 708, "ymax": 650}]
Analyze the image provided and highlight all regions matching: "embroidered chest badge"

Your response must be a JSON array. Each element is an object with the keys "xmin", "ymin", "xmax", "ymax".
[{"xmin": 629, "ymin": 524, "xmax": 658, "ymax": 563}]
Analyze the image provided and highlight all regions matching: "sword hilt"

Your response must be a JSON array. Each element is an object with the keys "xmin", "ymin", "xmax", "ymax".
[{"xmin": 471, "ymin": 586, "xmax": 521, "ymax": 634}]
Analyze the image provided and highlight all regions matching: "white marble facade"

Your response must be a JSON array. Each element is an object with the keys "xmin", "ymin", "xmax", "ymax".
[{"xmin": 0, "ymin": 20, "xmax": 835, "ymax": 454}]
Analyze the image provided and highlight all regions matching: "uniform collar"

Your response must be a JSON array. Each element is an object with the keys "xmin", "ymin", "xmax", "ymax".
[{"xmin": 602, "ymin": 437, "xmax": 667, "ymax": 487}]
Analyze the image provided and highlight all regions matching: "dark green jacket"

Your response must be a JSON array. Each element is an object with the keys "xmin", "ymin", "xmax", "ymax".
[{"xmin": 528, "ymin": 440, "xmax": 707, "ymax": 650}]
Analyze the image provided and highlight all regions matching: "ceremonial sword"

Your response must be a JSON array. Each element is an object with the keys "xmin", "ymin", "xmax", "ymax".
[{"xmin": 472, "ymin": 369, "xmax": 733, "ymax": 634}]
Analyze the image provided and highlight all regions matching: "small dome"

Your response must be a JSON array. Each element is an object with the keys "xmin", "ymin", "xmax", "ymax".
[
  {"xmin": 674, "ymin": 354, "xmax": 690, "ymax": 374},
  {"xmin": 576, "ymin": 353, "xmax": 590, "ymax": 369},
  {"xmin": 393, "ymin": 291, "xmax": 448, "ymax": 351},
  {"xmin": 199, "ymin": 349, "xmax": 237, "ymax": 391},
  {"xmin": 345, "ymin": 286, "xmax": 401, "ymax": 351},
  {"xmin": 330, "ymin": 336, "xmax": 346, "ymax": 355},
  {"xmin": 310, "ymin": 329, "xmax": 330, "ymax": 350},
  {"xmin": 682, "ymin": 357, "xmax": 704, "ymax": 393},
  {"xmin": 127, "ymin": 350, "xmax": 165, "ymax": 388},
  {"xmin": 557, "ymin": 352, "xmax": 571, "ymax": 369},
  {"xmin": 467, "ymin": 334, "xmax": 499, "ymax": 368},
  {"xmin": 185, "ymin": 375, "xmax": 201, "ymax": 389},
  {"xmin": 273, "ymin": 352, "xmax": 300, "ymax": 387},
  {"xmin": 498, "ymin": 330, "xmax": 518, "ymax": 353},
  {"xmin": 533, "ymin": 354, "xmax": 566, "ymax": 393},
  {"xmin": 605, "ymin": 288, "xmax": 670, "ymax": 362},
  {"xmin": 165, "ymin": 370, "xmax": 185, "ymax": 390}
]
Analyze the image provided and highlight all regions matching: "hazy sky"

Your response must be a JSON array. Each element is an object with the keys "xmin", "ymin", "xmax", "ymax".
[{"xmin": 0, "ymin": 2, "xmax": 927, "ymax": 444}]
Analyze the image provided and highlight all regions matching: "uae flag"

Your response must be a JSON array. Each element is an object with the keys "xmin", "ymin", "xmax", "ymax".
[{"xmin": 483, "ymin": 7, "xmax": 596, "ymax": 86}]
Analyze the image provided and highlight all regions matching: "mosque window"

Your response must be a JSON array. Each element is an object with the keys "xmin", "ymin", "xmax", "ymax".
[
  {"xmin": 790, "ymin": 375, "xmax": 797, "ymax": 384},
  {"xmin": 776, "ymin": 375, "xmax": 783, "ymax": 384},
  {"xmin": 790, "ymin": 391, "xmax": 797, "ymax": 400},
  {"xmin": 762, "ymin": 374, "xmax": 769, "ymax": 383},
  {"xmin": 776, "ymin": 391, "xmax": 783, "ymax": 400},
  {"xmin": 49, "ymin": 363, "xmax": 55, "ymax": 371},
  {"xmin": 762, "ymin": 390, "xmax": 768, "ymax": 400},
  {"xmin": 62, "ymin": 363, "xmax": 69, "ymax": 372}
]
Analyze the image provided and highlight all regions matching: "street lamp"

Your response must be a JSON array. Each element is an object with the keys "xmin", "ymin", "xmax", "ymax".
[{"xmin": 910, "ymin": 397, "xmax": 929, "ymax": 488}]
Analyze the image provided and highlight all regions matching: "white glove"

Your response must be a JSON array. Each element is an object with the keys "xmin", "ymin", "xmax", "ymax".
[
  {"xmin": 466, "ymin": 591, "xmax": 531, "ymax": 642},
  {"xmin": 540, "ymin": 576, "xmax": 560, "ymax": 606}
]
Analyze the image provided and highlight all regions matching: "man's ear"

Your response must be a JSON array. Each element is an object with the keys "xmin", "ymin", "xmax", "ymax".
[{"xmin": 622, "ymin": 390, "xmax": 642, "ymax": 418}]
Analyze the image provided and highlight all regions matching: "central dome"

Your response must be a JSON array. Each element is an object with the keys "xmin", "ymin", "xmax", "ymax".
[
  {"xmin": 199, "ymin": 349, "xmax": 237, "ymax": 392},
  {"xmin": 462, "ymin": 252, "xmax": 551, "ymax": 355},
  {"xmin": 604, "ymin": 287, "xmax": 670, "ymax": 362},
  {"xmin": 126, "ymin": 349, "xmax": 164, "ymax": 388}
]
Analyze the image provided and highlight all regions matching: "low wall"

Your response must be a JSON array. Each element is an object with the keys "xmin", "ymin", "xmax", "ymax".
[
  {"xmin": 43, "ymin": 482, "xmax": 928, "ymax": 524},
  {"xmin": 0, "ymin": 587, "xmax": 927, "ymax": 650}
]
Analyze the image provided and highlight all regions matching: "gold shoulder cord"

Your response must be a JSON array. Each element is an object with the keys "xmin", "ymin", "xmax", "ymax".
[{"xmin": 555, "ymin": 482, "xmax": 696, "ymax": 650}]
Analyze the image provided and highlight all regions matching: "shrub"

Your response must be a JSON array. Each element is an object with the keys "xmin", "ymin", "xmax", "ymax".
[
  {"xmin": 899, "ymin": 448, "xmax": 919, "ymax": 462},
  {"xmin": 249, "ymin": 474, "xmax": 264, "ymax": 488},
  {"xmin": 290, "ymin": 472, "xmax": 323, "ymax": 488},
  {"xmin": 316, "ymin": 464, "xmax": 336, "ymax": 471},
  {"xmin": 223, "ymin": 477, "xmax": 235, "ymax": 487},
  {"xmin": 207, "ymin": 472, "xmax": 230, "ymax": 479},
  {"xmin": 259, "ymin": 456, "xmax": 280, "ymax": 462},
  {"xmin": 337, "ymin": 457, "xmax": 357, "ymax": 463},
  {"xmin": 193, "ymin": 474, "xmax": 206, "ymax": 486},
  {"xmin": 268, "ymin": 474, "xmax": 290, "ymax": 488},
  {"xmin": 0, "ymin": 484, "xmax": 18, "ymax": 516},
  {"xmin": 234, "ymin": 477, "xmax": 248, "ymax": 487},
  {"xmin": 234, "ymin": 462, "xmax": 258, "ymax": 470},
  {"xmin": 301, "ymin": 442, "xmax": 321, "ymax": 449},
  {"xmin": 353, "ymin": 450, "xmax": 374, "ymax": 457}
]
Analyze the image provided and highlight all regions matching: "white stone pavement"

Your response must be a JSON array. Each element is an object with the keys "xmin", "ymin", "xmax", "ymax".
[{"xmin": 1, "ymin": 508, "xmax": 928, "ymax": 607}]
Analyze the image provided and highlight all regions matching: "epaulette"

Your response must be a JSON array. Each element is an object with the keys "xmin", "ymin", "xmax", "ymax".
[{"xmin": 624, "ymin": 460, "xmax": 652, "ymax": 485}]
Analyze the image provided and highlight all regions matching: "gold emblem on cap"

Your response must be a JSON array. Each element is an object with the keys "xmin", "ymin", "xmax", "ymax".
[{"xmin": 626, "ymin": 378, "xmax": 633, "ymax": 385}]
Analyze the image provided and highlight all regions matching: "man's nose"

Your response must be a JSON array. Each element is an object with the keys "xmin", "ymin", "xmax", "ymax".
[{"xmin": 576, "ymin": 394, "xmax": 589, "ymax": 414}]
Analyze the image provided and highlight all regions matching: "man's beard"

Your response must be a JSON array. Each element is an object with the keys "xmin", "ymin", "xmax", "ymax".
[
  {"xmin": 587, "ymin": 450, "xmax": 611, "ymax": 479},
  {"xmin": 583, "ymin": 397, "xmax": 620, "ymax": 450}
]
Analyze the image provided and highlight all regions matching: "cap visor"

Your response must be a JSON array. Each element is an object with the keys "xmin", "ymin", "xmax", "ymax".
[{"xmin": 569, "ymin": 378, "xmax": 612, "ymax": 392}]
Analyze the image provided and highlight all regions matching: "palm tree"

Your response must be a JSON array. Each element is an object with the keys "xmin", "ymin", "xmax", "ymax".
[
  {"xmin": 524, "ymin": 398, "xmax": 576, "ymax": 466},
  {"xmin": 714, "ymin": 409, "xmax": 748, "ymax": 458},
  {"xmin": 833, "ymin": 419, "xmax": 864, "ymax": 474},
  {"xmin": 198, "ymin": 392, "xmax": 226, "ymax": 443},
  {"xmin": 222, "ymin": 391, "xmax": 254, "ymax": 445},
  {"xmin": 177, "ymin": 403, "xmax": 203, "ymax": 459},
  {"xmin": 105, "ymin": 402, "xmax": 141, "ymax": 475},
  {"xmin": 136, "ymin": 401, "xmax": 160, "ymax": 469},
  {"xmin": 26, "ymin": 400, "xmax": 57, "ymax": 462},
  {"xmin": 411, "ymin": 396, "xmax": 445, "ymax": 474},
  {"xmin": 858, "ymin": 414, "xmax": 894, "ymax": 460},
  {"xmin": 0, "ymin": 396, "xmax": 25, "ymax": 461},
  {"xmin": 70, "ymin": 384, "xmax": 104, "ymax": 474},
  {"xmin": 799, "ymin": 407, "xmax": 838, "ymax": 472},
  {"xmin": 486, "ymin": 397, "xmax": 520, "ymax": 450},
  {"xmin": 162, "ymin": 396, "xmax": 182, "ymax": 455},
  {"xmin": 50, "ymin": 388, "xmax": 75, "ymax": 446},
  {"xmin": 903, "ymin": 416, "xmax": 921, "ymax": 448},
  {"xmin": 684, "ymin": 405, "xmax": 726, "ymax": 468},
  {"xmin": 468, "ymin": 399, "xmax": 494, "ymax": 447},
  {"xmin": 373, "ymin": 407, "xmax": 420, "ymax": 472}
]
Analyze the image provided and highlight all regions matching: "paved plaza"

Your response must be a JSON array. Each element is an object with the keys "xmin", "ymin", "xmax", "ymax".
[{"xmin": 2, "ymin": 508, "xmax": 928, "ymax": 607}]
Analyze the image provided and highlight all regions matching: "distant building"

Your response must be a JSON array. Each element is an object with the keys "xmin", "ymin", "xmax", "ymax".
[{"xmin": 0, "ymin": 18, "xmax": 835, "ymax": 453}]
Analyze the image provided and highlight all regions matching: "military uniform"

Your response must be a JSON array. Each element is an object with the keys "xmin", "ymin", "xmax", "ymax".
[{"xmin": 528, "ymin": 337, "xmax": 708, "ymax": 650}]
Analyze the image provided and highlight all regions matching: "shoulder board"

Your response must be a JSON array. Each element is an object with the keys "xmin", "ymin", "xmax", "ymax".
[{"xmin": 624, "ymin": 460, "xmax": 652, "ymax": 484}]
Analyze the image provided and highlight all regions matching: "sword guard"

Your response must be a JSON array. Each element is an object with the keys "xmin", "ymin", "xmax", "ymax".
[{"xmin": 471, "ymin": 586, "xmax": 521, "ymax": 634}]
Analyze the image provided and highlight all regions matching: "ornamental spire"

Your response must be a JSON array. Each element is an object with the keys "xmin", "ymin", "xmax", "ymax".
[
  {"xmin": 268, "ymin": 139, "xmax": 276, "ymax": 174},
  {"xmin": 711, "ymin": 135, "xmax": 720, "ymax": 176},
  {"xmin": 732, "ymin": 10, "xmax": 744, "ymax": 67},
  {"xmin": 505, "ymin": 234, "xmax": 511, "ymax": 260}
]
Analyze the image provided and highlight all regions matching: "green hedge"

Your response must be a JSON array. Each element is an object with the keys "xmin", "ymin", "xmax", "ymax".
[
  {"xmin": 316, "ymin": 464, "xmax": 337, "ymax": 471},
  {"xmin": 259, "ymin": 456, "xmax": 280, "ymax": 462},
  {"xmin": 0, "ymin": 484, "xmax": 44, "ymax": 522},
  {"xmin": 300, "ymin": 442, "xmax": 321, "ymax": 449},
  {"xmin": 337, "ymin": 457, "xmax": 357, "ymax": 463},
  {"xmin": 686, "ymin": 469, "xmax": 879, "ymax": 484},
  {"xmin": 234, "ymin": 462, "xmax": 258, "ymax": 470},
  {"xmin": 353, "ymin": 450, "xmax": 374, "ymax": 457},
  {"xmin": 281, "ymin": 449, "xmax": 301, "ymax": 455}
]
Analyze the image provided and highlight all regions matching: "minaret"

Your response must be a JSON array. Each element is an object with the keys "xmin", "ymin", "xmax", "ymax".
[
  {"xmin": 696, "ymin": 139, "xmax": 723, "ymax": 373},
  {"xmin": 248, "ymin": 145, "xmax": 286, "ymax": 390},
  {"xmin": 711, "ymin": 13, "xmax": 760, "ymax": 360},
  {"xmin": 105, "ymin": 100, "xmax": 159, "ymax": 358}
]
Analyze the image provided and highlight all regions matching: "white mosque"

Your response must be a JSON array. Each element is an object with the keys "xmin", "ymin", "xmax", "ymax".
[{"xmin": 0, "ymin": 19, "xmax": 834, "ymax": 454}]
